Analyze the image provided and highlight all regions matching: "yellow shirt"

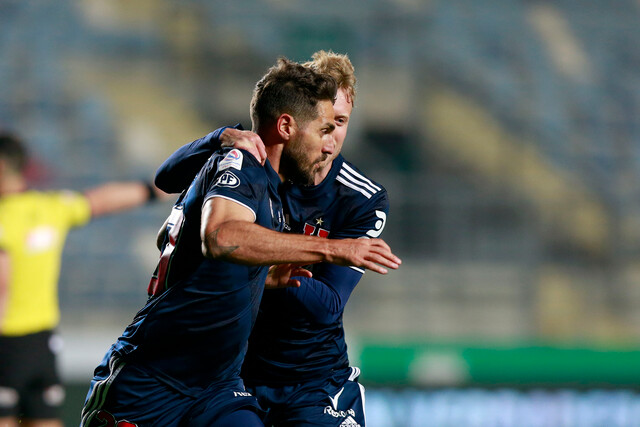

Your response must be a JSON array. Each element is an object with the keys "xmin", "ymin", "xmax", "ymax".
[{"xmin": 0, "ymin": 190, "xmax": 91, "ymax": 336}]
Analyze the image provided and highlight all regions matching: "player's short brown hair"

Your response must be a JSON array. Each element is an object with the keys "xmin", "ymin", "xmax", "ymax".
[
  {"xmin": 250, "ymin": 57, "xmax": 338, "ymax": 131},
  {"xmin": 304, "ymin": 50, "xmax": 356, "ymax": 106}
]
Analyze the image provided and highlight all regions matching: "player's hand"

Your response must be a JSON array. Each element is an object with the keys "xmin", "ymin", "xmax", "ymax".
[
  {"xmin": 220, "ymin": 128, "xmax": 267, "ymax": 165},
  {"xmin": 265, "ymin": 264, "xmax": 313, "ymax": 289},
  {"xmin": 327, "ymin": 238, "xmax": 401, "ymax": 274}
]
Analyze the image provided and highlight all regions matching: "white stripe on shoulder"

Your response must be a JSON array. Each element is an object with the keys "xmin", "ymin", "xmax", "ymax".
[
  {"xmin": 339, "ymin": 169, "xmax": 378, "ymax": 195},
  {"xmin": 336, "ymin": 175, "xmax": 372, "ymax": 199},
  {"xmin": 342, "ymin": 163, "xmax": 382, "ymax": 191},
  {"xmin": 337, "ymin": 167, "xmax": 380, "ymax": 199},
  {"xmin": 204, "ymin": 194, "xmax": 257, "ymax": 222},
  {"xmin": 349, "ymin": 266, "xmax": 365, "ymax": 274}
]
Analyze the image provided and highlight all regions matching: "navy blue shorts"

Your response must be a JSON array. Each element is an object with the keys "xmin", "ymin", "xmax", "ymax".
[
  {"xmin": 247, "ymin": 367, "xmax": 366, "ymax": 427},
  {"xmin": 81, "ymin": 352, "xmax": 264, "ymax": 426}
]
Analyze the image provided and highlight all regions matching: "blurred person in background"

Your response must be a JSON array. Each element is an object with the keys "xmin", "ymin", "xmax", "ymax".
[
  {"xmin": 155, "ymin": 51, "xmax": 387, "ymax": 427},
  {"xmin": 81, "ymin": 58, "xmax": 399, "ymax": 427},
  {"xmin": 0, "ymin": 132, "xmax": 167, "ymax": 427}
]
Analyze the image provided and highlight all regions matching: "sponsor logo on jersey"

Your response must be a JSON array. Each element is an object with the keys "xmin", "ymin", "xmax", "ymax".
[
  {"xmin": 366, "ymin": 210, "xmax": 387, "ymax": 238},
  {"xmin": 233, "ymin": 391, "xmax": 252, "ymax": 397},
  {"xmin": 340, "ymin": 416, "xmax": 361, "ymax": 426},
  {"xmin": 323, "ymin": 406, "xmax": 356, "ymax": 419},
  {"xmin": 219, "ymin": 149, "xmax": 243, "ymax": 171},
  {"xmin": 214, "ymin": 171, "xmax": 240, "ymax": 188}
]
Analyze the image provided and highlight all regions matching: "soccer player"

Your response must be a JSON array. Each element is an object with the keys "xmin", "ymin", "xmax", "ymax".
[
  {"xmin": 0, "ymin": 132, "xmax": 167, "ymax": 427},
  {"xmin": 155, "ymin": 51, "xmax": 385, "ymax": 427},
  {"xmin": 80, "ymin": 58, "xmax": 400, "ymax": 427}
]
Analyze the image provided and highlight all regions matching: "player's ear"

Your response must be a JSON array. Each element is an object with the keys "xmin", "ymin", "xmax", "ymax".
[{"xmin": 276, "ymin": 114, "xmax": 296, "ymax": 141}]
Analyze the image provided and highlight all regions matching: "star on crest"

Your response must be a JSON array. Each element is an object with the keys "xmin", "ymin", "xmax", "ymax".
[{"xmin": 315, "ymin": 218, "xmax": 324, "ymax": 226}]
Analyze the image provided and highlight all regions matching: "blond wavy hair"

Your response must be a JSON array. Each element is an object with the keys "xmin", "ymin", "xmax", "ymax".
[{"xmin": 304, "ymin": 50, "xmax": 356, "ymax": 106}]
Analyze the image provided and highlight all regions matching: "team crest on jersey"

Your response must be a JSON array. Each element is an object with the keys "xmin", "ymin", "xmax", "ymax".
[
  {"xmin": 219, "ymin": 149, "xmax": 243, "ymax": 171},
  {"xmin": 214, "ymin": 171, "xmax": 240, "ymax": 188},
  {"xmin": 304, "ymin": 221, "xmax": 329, "ymax": 238}
]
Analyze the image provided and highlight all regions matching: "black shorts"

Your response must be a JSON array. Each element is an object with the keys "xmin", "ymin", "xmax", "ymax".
[{"xmin": 0, "ymin": 330, "xmax": 65, "ymax": 419}]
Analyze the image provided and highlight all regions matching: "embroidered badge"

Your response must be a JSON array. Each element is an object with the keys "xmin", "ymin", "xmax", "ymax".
[{"xmin": 219, "ymin": 149, "xmax": 243, "ymax": 171}]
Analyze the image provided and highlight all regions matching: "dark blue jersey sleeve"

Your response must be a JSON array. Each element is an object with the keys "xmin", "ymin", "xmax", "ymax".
[
  {"xmin": 202, "ymin": 148, "xmax": 266, "ymax": 217},
  {"xmin": 155, "ymin": 125, "xmax": 236, "ymax": 193},
  {"xmin": 332, "ymin": 188, "xmax": 390, "ymax": 240},
  {"xmin": 279, "ymin": 264, "xmax": 362, "ymax": 325}
]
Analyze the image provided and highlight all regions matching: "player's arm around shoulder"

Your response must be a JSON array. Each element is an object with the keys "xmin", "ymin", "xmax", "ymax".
[
  {"xmin": 200, "ymin": 196, "xmax": 257, "ymax": 261},
  {"xmin": 201, "ymin": 198, "xmax": 401, "ymax": 273},
  {"xmin": 200, "ymin": 153, "xmax": 400, "ymax": 271}
]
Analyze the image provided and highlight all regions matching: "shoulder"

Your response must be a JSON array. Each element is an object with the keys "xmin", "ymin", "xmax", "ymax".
[
  {"xmin": 203, "ymin": 148, "xmax": 265, "ymax": 181},
  {"xmin": 214, "ymin": 148, "xmax": 262, "ymax": 171},
  {"xmin": 334, "ymin": 158, "xmax": 388, "ymax": 205},
  {"xmin": 198, "ymin": 148, "xmax": 273, "ymax": 205},
  {"xmin": 197, "ymin": 148, "xmax": 266, "ymax": 187}
]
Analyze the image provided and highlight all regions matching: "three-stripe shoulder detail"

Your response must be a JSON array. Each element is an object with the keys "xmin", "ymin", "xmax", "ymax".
[{"xmin": 335, "ymin": 163, "xmax": 382, "ymax": 199}]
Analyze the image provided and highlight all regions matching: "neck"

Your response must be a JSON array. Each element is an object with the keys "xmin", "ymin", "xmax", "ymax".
[
  {"xmin": 258, "ymin": 125, "xmax": 289, "ymax": 182},
  {"xmin": 313, "ymin": 160, "xmax": 334, "ymax": 185},
  {"xmin": 265, "ymin": 144, "xmax": 285, "ymax": 181}
]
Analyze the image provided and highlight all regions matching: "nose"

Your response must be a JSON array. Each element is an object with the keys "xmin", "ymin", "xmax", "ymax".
[{"xmin": 322, "ymin": 135, "xmax": 336, "ymax": 156}]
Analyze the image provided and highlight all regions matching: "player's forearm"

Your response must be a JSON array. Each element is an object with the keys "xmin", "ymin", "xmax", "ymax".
[
  {"xmin": 202, "ymin": 220, "xmax": 333, "ymax": 266},
  {"xmin": 85, "ymin": 181, "xmax": 158, "ymax": 218},
  {"xmin": 280, "ymin": 276, "xmax": 344, "ymax": 324}
]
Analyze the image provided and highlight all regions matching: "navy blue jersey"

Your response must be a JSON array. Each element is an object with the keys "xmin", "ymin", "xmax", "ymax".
[
  {"xmin": 111, "ymin": 147, "xmax": 283, "ymax": 394},
  {"xmin": 242, "ymin": 154, "xmax": 389, "ymax": 385},
  {"xmin": 154, "ymin": 131, "xmax": 390, "ymax": 386}
]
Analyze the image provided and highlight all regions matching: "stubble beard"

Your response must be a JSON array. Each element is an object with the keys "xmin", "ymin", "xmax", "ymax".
[{"xmin": 281, "ymin": 141, "xmax": 327, "ymax": 186}]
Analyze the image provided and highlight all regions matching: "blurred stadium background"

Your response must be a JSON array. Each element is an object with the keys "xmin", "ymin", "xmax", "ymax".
[{"xmin": 2, "ymin": 0, "xmax": 640, "ymax": 425}]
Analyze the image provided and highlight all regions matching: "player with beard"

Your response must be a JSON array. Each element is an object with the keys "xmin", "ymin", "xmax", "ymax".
[
  {"xmin": 81, "ymin": 57, "xmax": 399, "ymax": 427},
  {"xmin": 155, "ymin": 51, "xmax": 388, "ymax": 426}
]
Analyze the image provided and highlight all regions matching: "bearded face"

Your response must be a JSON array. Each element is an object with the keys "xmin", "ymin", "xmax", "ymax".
[{"xmin": 280, "ymin": 100, "xmax": 336, "ymax": 186}]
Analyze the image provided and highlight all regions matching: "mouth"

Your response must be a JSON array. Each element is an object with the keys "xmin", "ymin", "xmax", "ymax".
[{"xmin": 315, "ymin": 154, "xmax": 330, "ymax": 167}]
